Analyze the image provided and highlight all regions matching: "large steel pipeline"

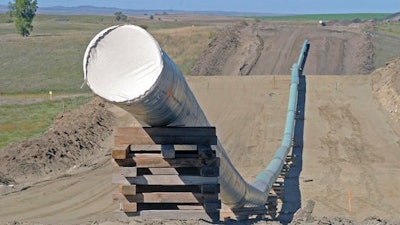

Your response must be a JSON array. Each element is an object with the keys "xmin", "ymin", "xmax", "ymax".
[
  {"xmin": 253, "ymin": 40, "xmax": 310, "ymax": 193},
  {"xmin": 83, "ymin": 25, "xmax": 267, "ymax": 208},
  {"xmin": 83, "ymin": 24, "xmax": 309, "ymax": 209}
]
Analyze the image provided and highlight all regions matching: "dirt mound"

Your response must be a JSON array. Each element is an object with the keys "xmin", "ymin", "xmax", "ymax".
[
  {"xmin": 191, "ymin": 20, "xmax": 375, "ymax": 76},
  {"xmin": 371, "ymin": 57, "xmax": 400, "ymax": 132},
  {"xmin": 190, "ymin": 21, "xmax": 244, "ymax": 75},
  {"xmin": 0, "ymin": 97, "xmax": 114, "ymax": 184}
]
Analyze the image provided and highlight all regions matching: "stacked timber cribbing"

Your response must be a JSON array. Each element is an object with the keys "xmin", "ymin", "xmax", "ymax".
[{"xmin": 111, "ymin": 127, "xmax": 221, "ymax": 222}]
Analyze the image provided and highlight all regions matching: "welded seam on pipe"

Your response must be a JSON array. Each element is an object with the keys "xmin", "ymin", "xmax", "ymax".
[{"xmin": 252, "ymin": 40, "xmax": 310, "ymax": 195}]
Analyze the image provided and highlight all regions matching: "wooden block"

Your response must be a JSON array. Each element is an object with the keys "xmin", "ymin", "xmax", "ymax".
[
  {"xmin": 161, "ymin": 144, "xmax": 175, "ymax": 158},
  {"xmin": 118, "ymin": 185, "xmax": 136, "ymax": 195},
  {"xmin": 130, "ymin": 144, "xmax": 198, "ymax": 152},
  {"xmin": 115, "ymin": 136, "xmax": 217, "ymax": 145},
  {"xmin": 133, "ymin": 157, "xmax": 220, "ymax": 168},
  {"xmin": 120, "ymin": 167, "xmax": 137, "ymax": 177},
  {"xmin": 112, "ymin": 145, "xmax": 130, "ymax": 159},
  {"xmin": 131, "ymin": 175, "xmax": 218, "ymax": 185},
  {"xmin": 113, "ymin": 174, "xmax": 218, "ymax": 186},
  {"xmin": 114, "ymin": 127, "xmax": 217, "ymax": 145},
  {"xmin": 115, "ymin": 127, "xmax": 216, "ymax": 137},
  {"xmin": 113, "ymin": 192, "xmax": 205, "ymax": 203},
  {"xmin": 120, "ymin": 202, "xmax": 137, "ymax": 213},
  {"xmin": 139, "ymin": 209, "xmax": 220, "ymax": 222}
]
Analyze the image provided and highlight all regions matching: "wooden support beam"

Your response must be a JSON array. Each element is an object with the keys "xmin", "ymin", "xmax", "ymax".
[
  {"xmin": 114, "ymin": 127, "xmax": 217, "ymax": 145},
  {"xmin": 120, "ymin": 203, "xmax": 137, "ymax": 213},
  {"xmin": 113, "ymin": 174, "xmax": 218, "ymax": 185},
  {"xmin": 113, "ymin": 192, "xmax": 218, "ymax": 204},
  {"xmin": 120, "ymin": 167, "xmax": 137, "ymax": 177},
  {"xmin": 118, "ymin": 185, "xmax": 137, "ymax": 195},
  {"xmin": 132, "ymin": 157, "xmax": 220, "ymax": 168},
  {"xmin": 112, "ymin": 145, "xmax": 130, "ymax": 159}
]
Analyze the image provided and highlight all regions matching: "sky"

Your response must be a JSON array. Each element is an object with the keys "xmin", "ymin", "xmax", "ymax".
[{"xmin": 0, "ymin": 0, "xmax": 399, "ymax": 14}]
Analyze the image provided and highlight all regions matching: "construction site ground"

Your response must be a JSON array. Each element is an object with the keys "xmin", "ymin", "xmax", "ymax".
[{"xmin": 1, "ymin": 16, "xmax": 400, "ymax": 225}]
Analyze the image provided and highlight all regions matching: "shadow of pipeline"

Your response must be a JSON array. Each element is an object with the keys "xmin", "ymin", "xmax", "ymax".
[{"xmin": 278, "ymin": 74, "xmax": 307, "ymax": 224}]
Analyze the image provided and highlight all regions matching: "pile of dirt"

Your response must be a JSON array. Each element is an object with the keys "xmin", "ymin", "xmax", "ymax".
[
  {"xmin": 0, "ymin": 97, "xmax": 114, "ymax": 184},
  {"xmin": 190, "ymin": 21, "xmax": 245, "ymax": 75},
  {"xmin": 371, "ymin": 57, "xmax": 400, "ymax": 132}
]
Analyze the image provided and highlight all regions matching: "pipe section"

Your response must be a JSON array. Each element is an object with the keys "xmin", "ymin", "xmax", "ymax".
[
  {"xmin": 253, "ymin": 40, "xmax": 310, "ymax": 193},
  {"xmin": 83, "ymin": 25, "xmax": 267, "ymax": 208}
]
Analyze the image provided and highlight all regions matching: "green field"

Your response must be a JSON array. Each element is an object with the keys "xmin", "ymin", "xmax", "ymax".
[
  {"xmin": 255, "ymin": 13, "xmax": 391, "ymax": 21},
  {"xmin": 0, "ymin": 14, "xmax": 215, "ymax": 94},
  {"xmin": 0, "ymin": 95, "xmax": 91, "ymax": 148},
  {"xmin": 0, "ymin": 13, "xmax": 215, "ymax": 149}
]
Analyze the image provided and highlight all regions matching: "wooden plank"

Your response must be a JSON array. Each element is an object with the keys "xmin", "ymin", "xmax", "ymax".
[
  {"xmin": 118, "ymin": 185, "xmax": 137, "ymax": 195},
  {"xmin": 136, "ymin": 185, "xmax": 200, "ymax": 193},
  {"xmin": 120, "ymin": 202, "xmax": 137, "ymax": 213},
  {"xmin": 115, "ymin": 135, "xmax": 217, "ymax": 145},
  {"xmin": 131, "ymin": 175, "xmax": 218, "ymax": 185},
  {"xmin": 131, "ymin": 144, "xmax": 198, "ymax": 151},
  {"xmin": 113, "ymin": 174, "xmax": 218, "ymax": 185},
  {"xmin": 133, "ymin": 157, "xmax": 220, "ymax": 168},
  {"xmin": 112, "ymin": 145, "xmax": 130, "ymax": 159},
  {"xmin": 115, "ymin": 127, "xmax": 216, "ymax": 137},
  {"xmin": 113, "ymin": 192, "xmax": 213, "ymax": 203},
  {"xmin": 139, "ymin": 210, "xmax": 220, "ymax": 222},
  {"xmin": 120, "ymin": 167, "xmax": 137, "ymax": 177}
]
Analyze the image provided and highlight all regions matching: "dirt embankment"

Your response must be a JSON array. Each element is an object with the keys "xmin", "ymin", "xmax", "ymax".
[
  {"xmin": 191, "ymin": 20, "xmax": 375, "ymax": 76},
  {"xmin": 371, "ymin": 57, "xmax": 400, "ymax": 133},
  {"xmin": 0, "ymin": 98, "xmax": 114, "ymax": 185}
]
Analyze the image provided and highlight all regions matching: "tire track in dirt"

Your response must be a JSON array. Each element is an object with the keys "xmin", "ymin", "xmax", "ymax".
[
  {"xmin": 0, "ymin": 159, "xmax": 116, "ymax": 224},
  {"xmin": 317, "ymin": 100, "xmax": 396, "ymax": 216},
  {"xmin": 191, "ymin": 21, "xmax": 375, "ymax": 76}
]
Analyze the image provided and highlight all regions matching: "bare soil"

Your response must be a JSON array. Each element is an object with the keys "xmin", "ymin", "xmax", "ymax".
[
  {"xmin": 191, "ymin": 20, "xmax": 375, "ymax": 76},
  {"xmin": 1, "ymin": 17, "xmax": 400, "ymax": 225}
]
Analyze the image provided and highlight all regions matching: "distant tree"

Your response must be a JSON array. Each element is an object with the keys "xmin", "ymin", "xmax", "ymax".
[
  {"xmin": 114, "ymin": 11, "xmax": 127, "ymax": 22},
  {"xmin": 149, "ymin": 15, "xmax": 154, "ymax": 20},
  {"xmin": 8, "ymin": 0, "xmax": 38, "ymax": 37}
]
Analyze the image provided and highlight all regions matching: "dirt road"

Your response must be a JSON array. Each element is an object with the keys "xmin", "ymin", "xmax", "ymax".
[{"xmin": 191, "ymin": 21, "xmax": 374, "ymax": 76}]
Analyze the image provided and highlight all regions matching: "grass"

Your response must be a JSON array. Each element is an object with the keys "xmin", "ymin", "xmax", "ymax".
[
  {"xmin": 371, "ymin": 22, "xmax": 400, "ymax": 68},
  {"xmin": 377, "ymin": 22, "xmax": 400, "ymax": 38},
  {"xmin": 255, "ymin": 13, "xmax": 391, "ymax": 21},
  {"xmin": 0, "ymin": 14, "xmax": 215, "ymax": 94},
  {"xmin": 0, "ymin": 13, "xmax": 215, "ymax": 148},
  {"xmin": 0, "ymin": 95, "xmax": 91, "ymax": 148}
]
